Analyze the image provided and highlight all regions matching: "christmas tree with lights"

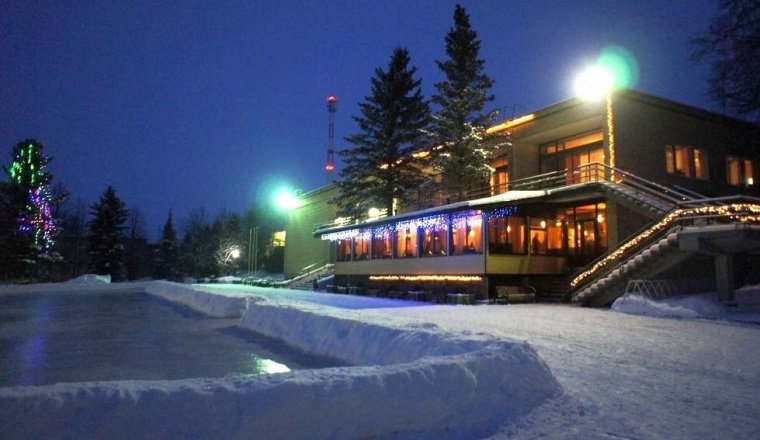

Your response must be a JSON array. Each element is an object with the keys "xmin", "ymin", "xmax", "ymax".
[{"xmin": 1, "ymin": 139, "xmax": 59, "ymax": 279}]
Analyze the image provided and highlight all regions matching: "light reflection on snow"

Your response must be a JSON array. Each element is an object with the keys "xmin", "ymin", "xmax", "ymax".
[{"xmin": 255, "ymin": 358, "xmax": 291, "ymax": 374}]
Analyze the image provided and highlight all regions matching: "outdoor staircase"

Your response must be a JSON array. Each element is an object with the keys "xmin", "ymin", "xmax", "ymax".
[
  {"xmin": 533, "ymin": 276, "xmax": 572, "ymax": 303},
  {"xmin": 288, "ymin": 264, "xmax": 334, "ymax": 291},
  {"xmin": 596, "ymin": 180, "xmax": 678, "ymax": 218},
  {"xmin": 567, "ymin": 194, "xmax": 760, "ymax": 306},
  {"xmin": 571, "ymin": 228, "xmax": 690, "ymax": 306}
]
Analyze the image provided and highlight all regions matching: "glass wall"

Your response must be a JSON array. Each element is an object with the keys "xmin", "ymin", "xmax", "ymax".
[
  {"xmin": 337, "ymin": 239, "xmax": 352, "ymax": 262},
  {"xmin": 353, "ymin": 233, "xmax": 370, "ymax": 260},
  {"xmin": 451, "ymin": 211, "xmax": 482, "ymax": 254},
  {"xmin": 541, "ymin": 132, "xmax": 605, "ymax": 183},
  {"xmin": 566, "ymin": 203, "xmax": 607, "ymax": 255},
  {"xmin": 372, "ymin": 230, "xmax": 393, "ymax": 259},
  {"xmin": 487, "ymin": 216, "xmax": 526, "ymax": 254},
  {"xmin": 395, "ymin": 226, "xmax": 418, "ymax": 258},
  {"xmin": 421, "ymin": 224, "xmax": 448, "ymax": 256}
]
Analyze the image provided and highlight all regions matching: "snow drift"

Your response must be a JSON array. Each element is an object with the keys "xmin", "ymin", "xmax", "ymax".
[{"xmin": 1, "ymin": 281, "xmax": 563, "ymax": 439}]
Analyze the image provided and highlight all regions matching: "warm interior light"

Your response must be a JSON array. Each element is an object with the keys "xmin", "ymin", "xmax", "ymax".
[
  {"xmin": 368, "ymin": 207, "xmax": 380, "ymax": 219},
  {"xmin": 369, "ymin": 275, "xmax": 482, "ymax": 282},
  {"xmin": 486, "ymin": 113, "xmax": 536, "ymax": 134}
]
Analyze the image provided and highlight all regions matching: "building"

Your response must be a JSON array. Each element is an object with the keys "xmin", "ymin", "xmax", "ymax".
[{"xmin": 286, "ymin": 90, "xmax": 760, "ymax": 306}]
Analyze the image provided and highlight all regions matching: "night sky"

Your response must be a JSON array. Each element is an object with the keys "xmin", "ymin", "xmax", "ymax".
[{"xmin": 1, "ymin": 0, "xmax": 718, "ymax": 239}]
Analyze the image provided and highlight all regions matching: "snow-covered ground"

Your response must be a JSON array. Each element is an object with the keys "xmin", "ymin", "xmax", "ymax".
[{"xmin": 2, "ymin": 278, "xmax": 760, "ymax": 439}]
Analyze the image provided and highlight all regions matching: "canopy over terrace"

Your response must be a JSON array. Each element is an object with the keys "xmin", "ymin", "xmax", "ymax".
[{"xmin": 313, "ymin": 190, "xmax": 548, "ymax": 239}]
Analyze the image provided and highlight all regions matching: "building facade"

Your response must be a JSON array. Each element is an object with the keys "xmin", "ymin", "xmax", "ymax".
[{"xmin": 287, "ymin": 90, "xmax": 760, "ymax": 305}]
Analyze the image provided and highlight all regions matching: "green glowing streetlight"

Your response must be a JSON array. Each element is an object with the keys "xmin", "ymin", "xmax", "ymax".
[{"xmin": 275, "ymin": 188, "xmax": 302, "ymax": 211}]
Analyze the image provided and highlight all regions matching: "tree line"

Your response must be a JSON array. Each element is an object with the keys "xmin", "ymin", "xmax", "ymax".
[{"xmin": 0, "ymin": 139, "xmax": 283, "ymax": 283}]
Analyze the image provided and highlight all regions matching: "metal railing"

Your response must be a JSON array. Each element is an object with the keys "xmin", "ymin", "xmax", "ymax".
[
  {"xmin": 567, "ymin": 195, "xmax": 760, "ymax": 302},
  {"xmin": 315, "ymin": 162, "xmax": 708, "ymax": 233}
]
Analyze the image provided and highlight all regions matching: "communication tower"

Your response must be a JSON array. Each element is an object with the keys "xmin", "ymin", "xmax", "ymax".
[{"xmin": 325, "ymin": 95, "xmax": 337, "ymax": 182}]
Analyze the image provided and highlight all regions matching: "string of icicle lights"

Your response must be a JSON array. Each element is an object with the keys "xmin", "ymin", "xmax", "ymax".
[
  {"xmin": 319, "ymin": 206, "xmax": 518, "ymax": 242},
  {"xmin": 570, "ymin": 203, "xmax": 760, "ymax": 288}
]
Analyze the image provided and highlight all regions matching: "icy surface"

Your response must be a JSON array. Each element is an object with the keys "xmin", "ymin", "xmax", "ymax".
[{"xmin": 2, "ymin": 279, "xmax": 760, "ymax": 439}]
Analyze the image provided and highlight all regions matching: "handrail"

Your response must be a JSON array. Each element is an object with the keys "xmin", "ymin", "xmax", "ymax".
[{"xmin": 567, "ymin": 199, "xmax": 760, "ymax": 301}]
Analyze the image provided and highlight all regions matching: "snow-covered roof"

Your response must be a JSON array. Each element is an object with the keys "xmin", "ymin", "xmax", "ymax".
[{"xmin": 315, "ymin": 189, "xmax": 547, "ymax": 235}]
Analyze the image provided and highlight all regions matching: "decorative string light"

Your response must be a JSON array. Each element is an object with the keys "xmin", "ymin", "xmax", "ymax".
[
  {"xmin": 369, "ymin": 275, "xmax": 483, "ymax": 282},
  {"xmin": 452, "ymin": 211, "xmax": 482, "ymax": 231},
  {"xmin": 570, "ymin": 203, "xmax": 760, "ymax": 289},
  {"xmin": 484, "ymin": 205, "xmax": 518, "ymax": 219}
]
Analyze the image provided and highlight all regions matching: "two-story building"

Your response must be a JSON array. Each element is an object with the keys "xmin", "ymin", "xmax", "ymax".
[{"xmin": 285, "ymin": 90, "xmax": 760, "ymax": 306}]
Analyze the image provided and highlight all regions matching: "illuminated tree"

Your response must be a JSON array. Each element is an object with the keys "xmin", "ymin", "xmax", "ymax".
[
  {"xmin": 693, "ymin": 0, "xmax": 760, "ymax": 120},
  {"xmin": 0, "ymin": 139, "xmax": 59, "ymax": 279},
  {"xmin": 87, "ymin": 186, "xmax": 129, "ymax": 281},
  {"xmin": 431, "ymin": 5, "xmax": 502, "ymax": 199},
  {"xmin": 336, "ymin": 47, "xmax": 431, "ymax": 219}
]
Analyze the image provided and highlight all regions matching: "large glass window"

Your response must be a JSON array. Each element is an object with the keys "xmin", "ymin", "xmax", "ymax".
[
  {"xmin": 337, "ymin": 239, "xmax": 352, "ymax": 261},
  {"xmin": 666, "ymin": 145, "xmax": 709, "ymax": 180},
  {"xmin": 395, "ymin": 226, "xmax": 418, "ymax": 258},
  {"xmin": 451, "ymin": 212, "xmax": 482, "ymax": 254},
  {"xmin": 541, "ymin": 132, "xmax": 605, "ymax": 182},
  {"xmin": 421, "ymin": 224, "xmax": 448, "ymax": 257},
  {"xmin": 372, "ymin": 230, "xmax": 393, "ymax": 259},
  {"xmin": 566, "ymin": 203, "xmax": 607, "ymax": 255},
  {"xmin": 488, "ymin": 216, "xmax": 526, "ymax": 254},
  {"xmin": 491, "ymin": 157, "xmax": 509, "ymax": 194},
  {"xmin": 726, "ymin": 156, "xmax": 755, "ymax": 186},
  {"xmin": 353, "ymin": 234, "xmax": 370, "ymax": 260},
  {"xmin": 529, "ymin": 218, "xmax": 548, "ymax": 255}
]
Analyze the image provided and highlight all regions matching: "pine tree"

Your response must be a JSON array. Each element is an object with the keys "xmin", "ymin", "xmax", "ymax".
[
  {"xmin": 87, "ymin": 186, "xmax": 129, "ymax": 281},
  {"xmin": 154, "ymin": 210, "xmax": 179, "ymax": 280},
  {"xmin": 431, "ymin": 5, "xmax": 502, "ymax": 199},
  {"xmin": 336, "ymin": 47, "xmax": 431, "ymax": 219},
  {"xmin": 0, "ymin": 139, "xmax": 59, "ymax": 280}
]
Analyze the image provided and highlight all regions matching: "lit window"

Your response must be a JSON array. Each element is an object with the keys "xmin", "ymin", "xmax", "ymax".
[
  {"xmin": 726, "ymin": 156, "xmax": 755, "ymax": 186},
  {"xmin": 665, "ymin": 145, "xmax": 709, "ymax": 180}
]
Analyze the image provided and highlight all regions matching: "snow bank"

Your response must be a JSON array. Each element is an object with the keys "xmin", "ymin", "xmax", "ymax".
[
  {"xmin": 1, "ymin": 282, "xmax": 563, "ymax": 439},
  {"xmin": 0, "ymin": 343, "xmax": 559, "ymax": 439},
  {"xmin": 66, "ymin": 274, "xmax": 111, "ymax": 284},
  {"xmin": 612, "ymin": 289, "xmax": 760, "ymax": 324},
  {"xmin": 612, "ymin": 292, "xmax": 727, "ymax": 319},
  {"xmin": 0, "ymin": 276, "xmax": 147, "ymax": 295},
  {"xmin": 145, "ymin": 280, "xmax": 248, "ymax": 318}
]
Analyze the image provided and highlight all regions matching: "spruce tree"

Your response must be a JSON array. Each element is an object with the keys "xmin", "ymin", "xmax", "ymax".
[
  {"xmin": 0, "ymin": 139, "xmax": 58, "ymax": 280},
  {"xmin": 431, "ymin": 4, "xmax": 501, "ymax": 199},
  {"xmin": 154, "ymin": 210, "xmax": 179, "ymax": 280},
  {"xmin": 336, "ymin": 47, "xmax": 431, "ymax": 219},
  {"xmin": 87, "ymin": 186, "xmax": 129, "ymax": 281}
]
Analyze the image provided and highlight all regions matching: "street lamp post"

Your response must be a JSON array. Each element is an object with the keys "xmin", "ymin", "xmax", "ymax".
[
  {"xmin": 574, "ymin": 65, "xmax": 617, "ymax": 179},
  {"xmin": 249, "ymin": 226, "xmax": 258, "ymax": 278}
]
